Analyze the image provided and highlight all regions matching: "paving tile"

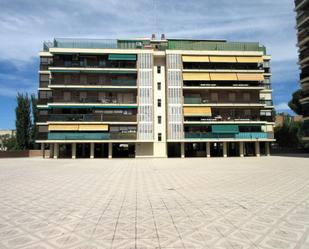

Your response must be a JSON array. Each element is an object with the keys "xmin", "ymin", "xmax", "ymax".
[{"xmin": 0, "ymin": 156, "xmax": 309, "ymax": 248}]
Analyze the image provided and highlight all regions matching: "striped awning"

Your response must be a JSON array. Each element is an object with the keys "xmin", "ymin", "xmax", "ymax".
[
  {"xmin": 209, "ymin": 56, "xmax": 237, "ymax": 63},
  {"xmin": 183, "ymin": 107, "xmax": 212, "ymax": 116},
  {"xmin": 49, "ymin": 124, "xmax": 108, "ymax": 131},
  {"xmin": 236, "ymin": 56, "xmax": 263, "ymax": 63},
  {"xmin": 183, "ymin": 73, "xmax": 210, "ymax": 81},
  {"xmin": 182, "ymin": 56, "xmax": 210, "ymax": 63}
]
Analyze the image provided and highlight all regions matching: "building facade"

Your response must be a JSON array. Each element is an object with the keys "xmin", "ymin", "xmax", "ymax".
[
  {"xmin": 36, "ymin": 37, "xmax": 275, "ymax": 158},
  {"xmin": 295, "ymin": 0, "xmax": 309, "ymax": 141}
]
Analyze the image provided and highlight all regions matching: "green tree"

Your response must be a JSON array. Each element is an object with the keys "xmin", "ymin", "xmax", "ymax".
[
  {"xmin": 288, "ymin": 89, "xmax": 303, "ymax": 115},
  {"xmin": 1, "ymin": 135, "xmax": 17, "ymax": 150},
  {"xmin": 274, "ymin": 119, "xmax": 304, "ymax": 149},
  {"xmin": 30, "ymin": 94, "xmax": 38, "ymax": 149},
  {"xmin": 15, "ymin": 93, "xmax": 31, "ymax": 150}
]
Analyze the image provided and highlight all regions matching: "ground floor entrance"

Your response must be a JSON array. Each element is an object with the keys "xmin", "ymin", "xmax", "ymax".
[{"xmin": 45, "ymin": 141, "xmax": 271, "ymax": 159}]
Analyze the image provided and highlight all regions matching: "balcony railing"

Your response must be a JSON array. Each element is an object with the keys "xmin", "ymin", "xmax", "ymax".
[
  {"xmin": 183, "ymin": 83, "xmax": 265, "ymax": 88},
  {"xmin": 260, "ymin": 100, "xmax": 274, "ymax": 106},
  {"xmin": 48, "ymin": 132, "xmax": 110, "ymax": 140},
  {"xmin": 50, "ymin": 79, "xmax": 137, "ymax": 87},
  {"xmin": 184, "ymin": 97, "xmax": 260, "ymax": 104},
  {"xmin": 48, "ymin": 114, "xmax": 137, "ymax": 122},
  {"xmin": 185, "ymin": 132, "xmax": 274, "ymax": 139},
  {"xmin": 110, "ymin": 133, "xmax": 137, "ymax": 140},
  {"xmin": 52, "ymin": 97, "xmax": 137, "ymax": 104},
  {"xmin": 47, "ymin": 132, "xmax": 137, "ymax": 140},
  {"xmin": 53, "ymin": 60, "xmax": 136, "ymax": 69}
]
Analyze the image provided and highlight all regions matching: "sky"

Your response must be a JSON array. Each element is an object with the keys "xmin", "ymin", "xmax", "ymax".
[{"xmin": 0, "ymin": 0, "xmax": 300, "ymax": 129}]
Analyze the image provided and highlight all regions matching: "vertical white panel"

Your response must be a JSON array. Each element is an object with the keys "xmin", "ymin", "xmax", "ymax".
[
  {"xmin": 166, "ymin": 54, "xmax": 183, "ymax": 140},
  {"xmin": 137, "ymin": 53, "xmax": 153, "ymax": 140}
]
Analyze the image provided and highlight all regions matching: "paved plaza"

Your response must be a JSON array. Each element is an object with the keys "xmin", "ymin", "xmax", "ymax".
[{"xmin": 0, "ymin": 156, "xmax": 308, "ymax": 249}]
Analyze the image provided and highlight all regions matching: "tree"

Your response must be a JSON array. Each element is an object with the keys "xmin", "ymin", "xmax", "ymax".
[
  {"xmin": 30, "ymin": 94, "xmax": 38, "ymax": 149},
  {"xmin": 1, "ymin": 135, "xmax": 17, "ymax": 151},
  {"xmin": 15, "ymin": 93, "xmax": 32, "ymax": 150},
  {"xmin": 288, "ymin": 89, "xmax": 303, "ymax": 115}
]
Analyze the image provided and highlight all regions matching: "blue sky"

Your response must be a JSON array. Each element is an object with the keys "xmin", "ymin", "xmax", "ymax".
[{"xmin": 0, "ymin": 0, "xmax": 299, "ymax": 129}]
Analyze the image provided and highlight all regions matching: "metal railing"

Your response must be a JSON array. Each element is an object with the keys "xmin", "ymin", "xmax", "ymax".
[
  {"xmin": 48, "ymin": 114, "xmax": 137, "ymax": 122},
  {"xmin": 185, "ymin": 132, "xmax": 273, "ymax": 139},
  {"xmin": 50, "ymin": 79, "xmax": 137, "ymax": 87},
  {"xmin": 52, "ymin": 97, "xmax": 137, "ymax": 104},
  {"xmin": 184, "ymin": 97, "xmax": 260, "ymax": 104}
]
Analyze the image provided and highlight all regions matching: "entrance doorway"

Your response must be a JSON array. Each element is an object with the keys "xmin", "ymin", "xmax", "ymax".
[
  {"xmin": 94, "ymin": 143, "xmax": 108, "ymax": 158},
  {"xmin": 210, "ymin": 142, "xmax": 223, "ymax": 157},
  {"xmin": 76, "ymin": 143, "xmax": 90, "ymax": 158},
  {"xmin": 167, "ymin": 143, "xmax": 181, "ymax": 157},
  {"xmin": 185, "ymin": 143, "xmax": 206, "ymax": 157},
  {"xmin": 112, "ymin": 143, "xmax": 135, "ymax": 158}
]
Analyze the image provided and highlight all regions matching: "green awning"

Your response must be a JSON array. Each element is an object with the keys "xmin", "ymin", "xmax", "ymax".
[
  {"xmin": 108, "ymin": 54, "xmax": 137, "ymax": 61},
  {"xmin": 212, "ymin": 125, "xmax": 239, "ymax": 133}
]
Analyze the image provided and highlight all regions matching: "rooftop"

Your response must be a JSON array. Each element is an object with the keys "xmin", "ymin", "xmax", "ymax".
[{"xmin": 43, "ymin": 37, "xmax": 267, "ymax": 54}]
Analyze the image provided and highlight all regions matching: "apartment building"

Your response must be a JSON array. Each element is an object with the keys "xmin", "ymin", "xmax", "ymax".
[
  {"xmin": 295, "ymin": 0, "xmax": 309, "ymax": 141},
  {"xmin": 36, "ymin": 36, "xmax": 275, "ymax": 158}
]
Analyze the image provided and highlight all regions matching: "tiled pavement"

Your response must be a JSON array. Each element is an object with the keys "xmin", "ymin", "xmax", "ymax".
[{"xmin": 0, "ymin": 156, "xmax": 309, "ymax": 249}]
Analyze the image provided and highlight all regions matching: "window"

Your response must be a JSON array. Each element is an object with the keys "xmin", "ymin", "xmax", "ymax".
[
  {"xmin": 243, "ymin": 92, "xmax": 251, "ymax": 102},
  {"xmin": 228, "ymin": 92, "xmax": 236, "ymax": 102},
  {"xmin": 63, "ymin": 92, "xmax": 71, "ymax": 101},
  {"xmin": 158, "ymin": 133, "xmax": 162, "ymax": 141},
  {"xmin": 157, "ymin": 99, "xmax": 161, "ymax": 107},
  {"xmin": 157, "ymin": 66, "xmax": 161, "ymax": 74},
  {"xmin": 157, "ymin": 82, "xmax": 161, "ymax": 90},
  {"xmin": 158, "ymin": 116, "xmax": 162, "ymax": 124},
  {"xmin": 40, "ymin": 74, "xmax": 49, "ymax": 82}
]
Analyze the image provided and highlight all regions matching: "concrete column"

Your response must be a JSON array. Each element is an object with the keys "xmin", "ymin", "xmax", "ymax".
[
  {"xmin": 41, "ymin": 143, "xmax": 45, "ymax": 158},
  {"xmin": 90, "ymin": 143, "xmax": 94, "ymax": 159},
  {"xmin": 49, "ymin": 144, "xmax": 54, "ymax": 159},
  {"xmin": 53, "ymin": 143, "xmax": 58, "ymax": 159},
  {"xmin": 255, "ymin": 141, "xmax": 260, "ymax": 157},
  {"xmin": 72, "ymin": 143, "xmax": 76, "ymax": 159},
  {"xmin": 223, "ymin": 142, "xmax": 227, "ymax": 158},
  {"xmin": 265, "ymin": 142, "xmax": 270, "ymax": 156},
  {"xmin": 181, "ymin": 142, "xmax": 185, "ymax": 158},
  {"xmin": 108, "ymin": 143, "xmax": 112, "ymax": 159},
  {"xmin": 239, "ymin": 142, "xmax": 244, "ymax": 157},
  {"xmin": 206, "ymin": 142, "xmax": 210, "ymax": 158}
]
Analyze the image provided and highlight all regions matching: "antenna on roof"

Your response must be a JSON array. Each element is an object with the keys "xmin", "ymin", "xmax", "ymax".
[{"xmin": 153, "ymin": 0, "xmax": 159, "ymax": 38}]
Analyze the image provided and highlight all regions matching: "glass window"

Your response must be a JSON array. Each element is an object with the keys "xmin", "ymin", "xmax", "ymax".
[
  {"xmin": 157, "ymin": 82, "xmax": 161, "ymax": 90},
  {"xmin": 158, "ymin": 133, "xmax": 162, "ymax": 141},
  {"xmin": 157, "ymin": 99, "xmax": 161, "ymax": 107},
  {"xmin": 157, "ymin": 66, "xmax": 161, "ymax": 74}
]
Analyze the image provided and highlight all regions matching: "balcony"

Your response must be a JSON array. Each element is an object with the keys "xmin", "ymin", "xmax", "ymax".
[
  {"xmin": 299, "ymin": 48, "xmax": 309, "ymax": 63},
  {"xmin": 48, "ymin": 114, "xmax": 137, "ymax": 122},
  {"xmin": 48, "ymin": 132, "xmax": 110, "ymax": 140},
  {"xmin": 297, "ymin": 11, "xmax": 309, "ymax": 27},
  {"xmin": 47, "ymin": 132, "xmax": 137, "ymax": 140},
  {"xmin": 53, "ymin": 59, "xmax": 136, "ymax": 69},
  {"xmin": 50, "ymin": 78, "xmax": 137, "ymax": 87},
  {"xmin": 52, "ymin": 96, "xmax": 137, "ymax": 104},
  {"xmin": 183, "ymin": 97, "xmax": 260, "ymax": 105},
  {"xmin": 185, "ymin": 132, "xmax": 273, "ymax": 140},
  {"xmin": 39, "ymin": 81, "xmax": 49, "ymax": 88},
  {"xmin": 260, "ymin": 100, "xmax": 274, "ymax": 106},
  {"xmin": 183, "ymin": 81, "xmax": 264, "ymax": 88}
]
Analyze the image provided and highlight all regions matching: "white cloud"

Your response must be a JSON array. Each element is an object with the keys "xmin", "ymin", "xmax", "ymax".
[
  {"xmin": 275, "ymin": 102, "xmax": 290, "ymax": 111},
  {"xmin": 0, "ymin": 0, "xmax": 299, "ymax": 104}
]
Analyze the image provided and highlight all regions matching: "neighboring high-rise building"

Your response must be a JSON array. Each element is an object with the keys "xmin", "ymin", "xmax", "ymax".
[
  {"xmin": 36, "ymin": 36, "xmax": 275, "ymax": 158},
  {"xmin": 295, "ymin": 0, "xmax": 309, "ymax": 141}
]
